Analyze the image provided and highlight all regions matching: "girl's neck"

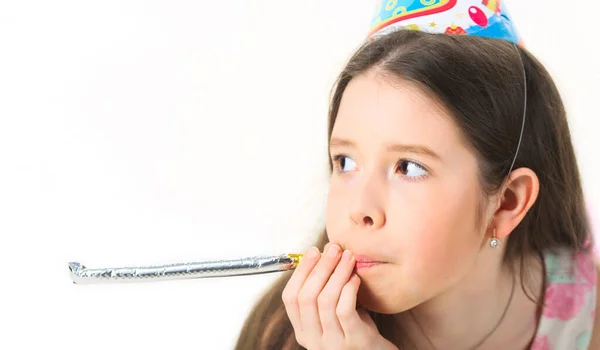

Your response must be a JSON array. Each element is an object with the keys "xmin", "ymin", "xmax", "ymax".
[{"xmin": 395, "ymin": 252, "xmax": 545, "ymax": 350}]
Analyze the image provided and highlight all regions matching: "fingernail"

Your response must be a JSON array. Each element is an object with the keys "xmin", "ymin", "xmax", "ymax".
[
  {"xmin": 306, "ymin": 247, "xmax": 319, "ymax": 259},
  {"xmin": 342, "ymin": 250, "xmax": 353, "ymax": 262},
  {"xmin": 328, "ymin": 244, "xmax": 340, "ymax": 257}
]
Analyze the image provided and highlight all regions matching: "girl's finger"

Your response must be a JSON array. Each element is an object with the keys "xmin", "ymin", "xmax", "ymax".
[
  {"xmin": 298, "ymin": 243, "xmax": 342, "ymax": 338},
  {"xmin": 357, "ymin": 306, "xmax": 377, "ymax": 329},
  {"xmin": 318, "ymin": 249, "xmax": 355, "ymax": 336},
  {"xmin": 336, "ymin": 273, "xmax": 365, "ymax": 338},
  {"xmin": 282, "ymin": 246, "xmax": 321, "ymax": 333}
]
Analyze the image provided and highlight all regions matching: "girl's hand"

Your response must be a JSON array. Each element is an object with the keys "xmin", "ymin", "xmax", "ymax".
[{"xmin": 282, "ymin": 243, "xmax": 398, "ymax": 350}]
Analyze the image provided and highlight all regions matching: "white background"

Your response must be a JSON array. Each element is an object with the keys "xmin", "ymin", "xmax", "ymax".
[{"xmin": 1, "ymin": 1, "xmax": 598, "ymax": 349}]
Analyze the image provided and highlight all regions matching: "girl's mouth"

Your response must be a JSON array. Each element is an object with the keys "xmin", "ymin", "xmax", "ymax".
[
  {"xmin": 353, "ymin": 254, "xmax": 387, "ymax": 271},
  {"xmin": 355, "ymin": 261, "xmax": 385, "ymax": 270}
]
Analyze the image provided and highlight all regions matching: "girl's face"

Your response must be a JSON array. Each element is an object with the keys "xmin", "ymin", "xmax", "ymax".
[{"xmin": 325, "ymin": 71, "xmax": 489, "ymax": 314}]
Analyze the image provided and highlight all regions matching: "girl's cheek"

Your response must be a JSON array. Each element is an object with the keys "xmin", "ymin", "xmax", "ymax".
[{"xmin": 403, "ymin": 220, "xmax": 475, "ymax": 277}]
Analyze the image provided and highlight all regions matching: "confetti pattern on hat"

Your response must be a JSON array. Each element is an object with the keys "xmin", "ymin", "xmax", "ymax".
[{"xmin": 368, "ymin": 0, "xmax": 523, "ymax": 45}]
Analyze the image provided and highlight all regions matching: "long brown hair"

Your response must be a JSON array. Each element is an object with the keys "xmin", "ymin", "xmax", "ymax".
[{"xmin": 234, "ymin": 29, "xmax": 592, "ymax": 349}]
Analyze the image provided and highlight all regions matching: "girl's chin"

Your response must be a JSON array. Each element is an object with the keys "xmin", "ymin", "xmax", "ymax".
[
  {"xmin": 357, "ymin": 287, "xmax": 406, "ymax": 315},
  {"xmin": 356, "ymin": 280, "xmax": 426, "ymax": 315}
]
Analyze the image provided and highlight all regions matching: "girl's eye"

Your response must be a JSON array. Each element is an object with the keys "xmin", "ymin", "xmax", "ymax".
[
  {"xmin": 332, "ymin": 155, "xmax": 428, "ymax": 180},
  {"xmin": 397, "ymin": 160, "xmax": 428, "ymax": 178},
  {"xmin": 335, "ymin": 155, "xmax": 357, "ymax": 172}
]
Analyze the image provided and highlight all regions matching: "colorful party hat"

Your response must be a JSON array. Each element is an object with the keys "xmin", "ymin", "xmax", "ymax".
[{"xmin": 368, "ymin": 0, "xmax": 523, "ymax": 46}]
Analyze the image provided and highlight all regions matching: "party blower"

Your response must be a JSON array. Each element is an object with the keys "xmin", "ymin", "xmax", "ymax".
[{"xmin": 68, "ymin": 253, "xmax": 304, "ymax": 284}]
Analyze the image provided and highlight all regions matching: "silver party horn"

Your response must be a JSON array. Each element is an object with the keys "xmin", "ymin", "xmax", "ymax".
[{"xmin": 68, "ymin": 253, "xmax": 303, "ymax": 284}]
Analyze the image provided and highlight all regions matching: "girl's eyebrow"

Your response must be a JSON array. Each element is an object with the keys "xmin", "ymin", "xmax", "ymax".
[{"xmin": 329, "ymin": 137, "xmax": 441, "ymax": 161}]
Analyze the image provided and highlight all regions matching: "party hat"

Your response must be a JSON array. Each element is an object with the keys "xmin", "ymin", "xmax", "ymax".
[{"xmin": 368, "ymin": 0, "xmax": 523, "ymax": 45}]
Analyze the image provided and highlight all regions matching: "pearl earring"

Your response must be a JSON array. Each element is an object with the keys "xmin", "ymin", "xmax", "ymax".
[{"xmin": 489, "ymin": 228, "xmax": 500, "ymax": 248}]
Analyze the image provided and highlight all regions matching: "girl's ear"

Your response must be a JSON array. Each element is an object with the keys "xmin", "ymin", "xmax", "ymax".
[{"xmin": 491, "ymin": 167, "xmax": 540, "ymax": 240}]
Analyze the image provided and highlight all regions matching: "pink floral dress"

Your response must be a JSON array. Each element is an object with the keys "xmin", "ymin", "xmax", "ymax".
[{"xmin": 530, "ymin": 248, "xmax": 597, "ymax": 349}]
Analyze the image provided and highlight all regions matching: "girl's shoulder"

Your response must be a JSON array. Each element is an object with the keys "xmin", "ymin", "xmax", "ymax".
[
  {"xmin": 530, "ymin": 248, "xmax": 598, "ymax": 349},
  {"xmin": 586, "ymin": 256, "xmax": 600, "ymax": 348}
]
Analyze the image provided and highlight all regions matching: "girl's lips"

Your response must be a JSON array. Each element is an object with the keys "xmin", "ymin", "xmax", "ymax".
[
  {"xmin": 355, "ymin": 261, "xmax": 384, "ymax": 269},
  {"xmin": 352, "ymin": 254, "xmax": 387, "ymax": 271},
  {"xmin": 354, "ymin": 254, "xmax": 384, "ymax": 264}
]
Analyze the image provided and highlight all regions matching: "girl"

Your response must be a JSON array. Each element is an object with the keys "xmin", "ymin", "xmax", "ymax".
[{"xmin": 235, "ymin": 4, "xmax": 597, "ymax": 350}]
